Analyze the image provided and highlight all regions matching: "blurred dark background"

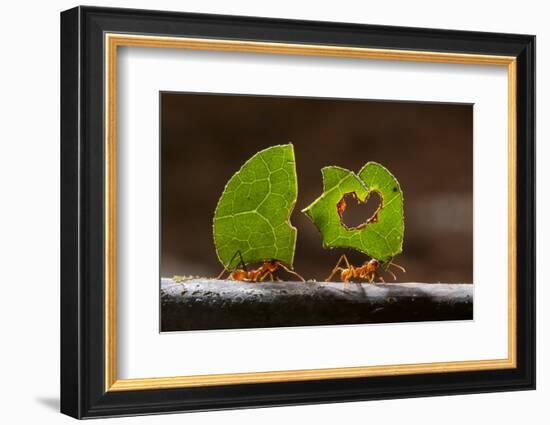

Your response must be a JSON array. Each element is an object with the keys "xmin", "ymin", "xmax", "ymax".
[{"xmin": 161, "ymin": 92, "xmax": 473, "ymax": 283}]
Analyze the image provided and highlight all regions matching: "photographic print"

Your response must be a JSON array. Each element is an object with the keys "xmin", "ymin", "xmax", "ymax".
[{"xmin": 160, "ymin": 92, "xmax": 473, "ymax": 332}]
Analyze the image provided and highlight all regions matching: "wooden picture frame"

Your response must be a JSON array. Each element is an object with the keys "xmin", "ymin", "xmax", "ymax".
[{"xmin": 61, "ymin": 6, "xmax": 535, "ymax": 419}]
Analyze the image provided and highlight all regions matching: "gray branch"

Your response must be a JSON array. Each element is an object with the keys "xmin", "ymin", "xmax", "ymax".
[{"xmin": 161, "ymin": 278, "xmax": 473, "ymax": 332}]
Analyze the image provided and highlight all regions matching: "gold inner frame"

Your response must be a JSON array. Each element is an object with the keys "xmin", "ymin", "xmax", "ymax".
[{"xmin": 104, "ymin": 33, "xmax": 517, "ymax": 392}]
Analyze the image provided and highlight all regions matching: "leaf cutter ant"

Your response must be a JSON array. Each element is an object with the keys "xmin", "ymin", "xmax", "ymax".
[
  {"xmin": 325, "ymin": 254, "xmax": 406, "ymax": 283},
  {"xmin": 217, "ymin": 251, "xmax": 305, "ymax": 282}
]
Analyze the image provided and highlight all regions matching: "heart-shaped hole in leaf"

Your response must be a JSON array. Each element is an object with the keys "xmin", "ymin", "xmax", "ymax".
[
  {"xmin": 338, "ymin": 191, "xmax": 383, "ymax": 230},
  {"xmin": 302, "ymin": 162, "xmax": 403, "ymax": 263}
]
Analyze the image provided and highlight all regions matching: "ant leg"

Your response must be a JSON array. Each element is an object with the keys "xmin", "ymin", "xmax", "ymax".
[
  {"xmin": 226, "ymin": 251, "xmax": 239, "ymax": 269},
  {"xmin": 389, "ymin": 261, "xmax": 406, "ymax": 273},
  {"xmin": 327, "ymin": 267, "xmax": 346, "ymax": 282},
  {"xmin": 216, "ymin": 268, "xmax": 229, "ymax": 280},
  {"xmin": 342, "ymin": 255, "xmax": 352, "ymax": 269},
  {"xmin": 378, "ymin": 275, "xmax": 385, "ymax": 283},
  {"xmin": 259, "ymin": 271, "xmax": 274, "ymax": 282},
  {"xmin": 276, "ymin": 262, "xmax": 306, "ymax": 282},
  {"xmin": 224, "ymin": 250, "xmax": 248, "ymax": 275},
  {"xmin": 326, "ymin": 265, "xmax": 341, "ymax": 282},
  {"xmin": 326, "ymin": 255, "xmax": 351, "ymax": 281},
  {"xmin": 236, "ymin": 251, "xmax": 248, "ymax": 271},
  {"xmin": 217, "ymin": 251, "xmax": 242, "ymax": 279}
]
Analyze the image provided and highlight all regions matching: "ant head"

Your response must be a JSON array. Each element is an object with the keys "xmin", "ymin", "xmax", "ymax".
[
  {"xmin": 265, "ymin": 261, "xmax": 279, "ymax": 272},
  {"xmin": 367, "ymin": 259, "xmax": 380, "ymax": 269}
]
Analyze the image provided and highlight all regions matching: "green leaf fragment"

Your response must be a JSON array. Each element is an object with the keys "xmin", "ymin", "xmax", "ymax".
[
  {"xmin": 213, "ymin": 144, "xmax": 298, "ymax": 269},
  {"xmin": 302, "ymin": 162, "xmax": 404, "ymax": 263}
]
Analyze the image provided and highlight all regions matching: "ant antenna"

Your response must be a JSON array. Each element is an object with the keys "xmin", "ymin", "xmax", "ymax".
[
  {"xmin": 385, "ymin": 269, "xmax": 397, "ymax": 281},
  {"xmin": 389, "ymin": 261, "xmax": 406, "ymax": 273}
]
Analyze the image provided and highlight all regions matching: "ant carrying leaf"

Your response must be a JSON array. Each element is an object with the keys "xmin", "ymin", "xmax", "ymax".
[
  {"xmin": 217, "ymin": 251, "xmax": 305, "ymax": 282},
  {"xmin": 326, "ymin": 254, "xmax": 405, "ymax": 283},
  {"xmin": 303, "ymin": 162, "xmax": 405, "ymax": 282},
  {"xmin": 212, "ymin": 144, "xmax": 301, "ymax": 280}
]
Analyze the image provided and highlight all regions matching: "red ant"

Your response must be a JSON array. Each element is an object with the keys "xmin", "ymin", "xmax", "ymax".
[
  {"xmin": 217, "ymin": 251, "xmax": 305, "ymax": 282},
  {"xmin": 326, "ymin": 254, "xmax": 406, "ymax": 283}
]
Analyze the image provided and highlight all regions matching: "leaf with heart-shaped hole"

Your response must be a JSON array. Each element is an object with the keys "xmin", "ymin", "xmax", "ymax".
[{"xmin": 301, "ymin": 162, "xmax": 404, "ymax": 263}]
